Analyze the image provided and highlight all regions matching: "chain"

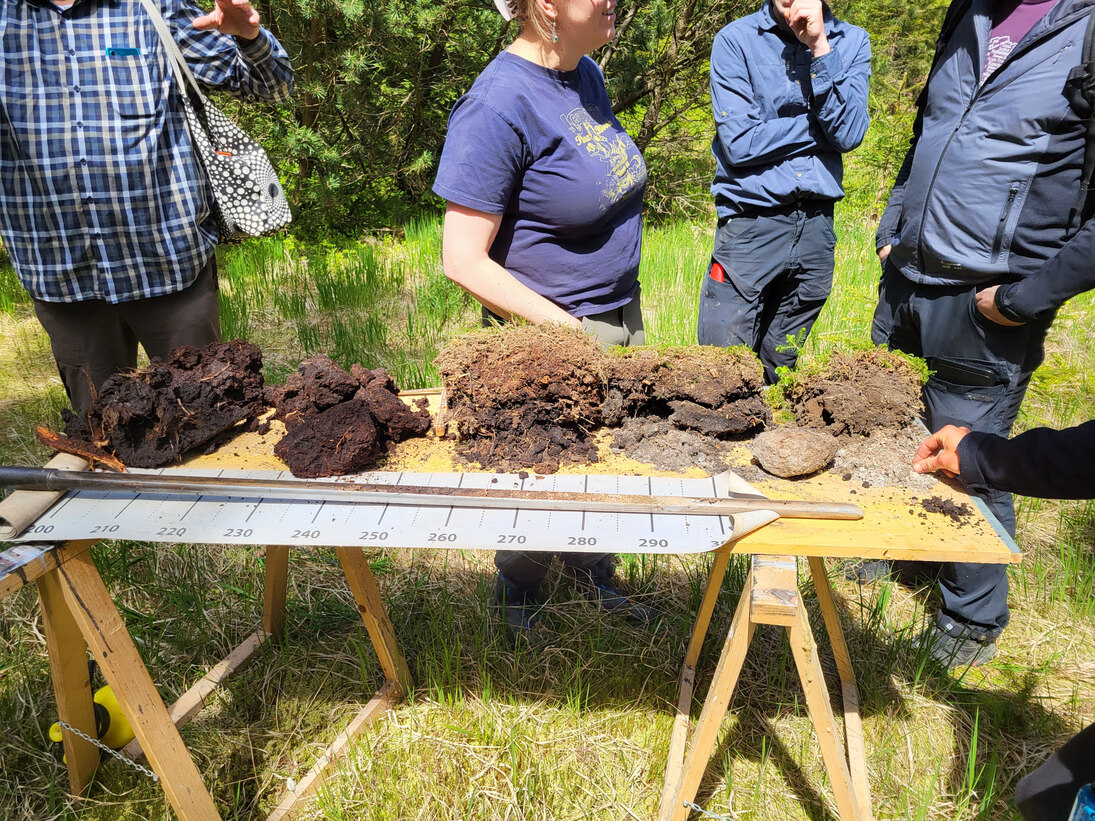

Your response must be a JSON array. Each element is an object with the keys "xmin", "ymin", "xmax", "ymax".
[
  {"xmin": 683, "ymin": 801, "xmax": 736, "ymax": 820},
  {"xmin": 56, "ymin": 720, "xmax": 159, "ymax": 783}
]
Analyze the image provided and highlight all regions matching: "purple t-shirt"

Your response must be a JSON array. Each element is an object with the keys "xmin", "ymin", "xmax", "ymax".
[
  {"xmin": 433, "ymin": 51, "xmax": 647, "ymax": 318},
  {"xmin": 982, "ymin": 0, "xmax": 1061, "ymax": 81}
]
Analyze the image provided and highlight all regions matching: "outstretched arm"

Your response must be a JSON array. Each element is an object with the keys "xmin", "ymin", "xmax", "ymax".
[{"xmin": 914, "ymin": 421, "xmax": 1095, "ymax": 499}]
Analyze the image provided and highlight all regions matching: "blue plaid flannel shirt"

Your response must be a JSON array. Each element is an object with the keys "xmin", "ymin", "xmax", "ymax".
[{"xmin": 0, "ymin": 0, "xmax": 294, "ymax": 303}]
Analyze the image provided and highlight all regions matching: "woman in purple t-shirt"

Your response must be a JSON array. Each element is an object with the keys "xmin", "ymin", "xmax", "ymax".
[{"xmin": 433, "ymin": 0, "xmax": 654, "ymax": 643}]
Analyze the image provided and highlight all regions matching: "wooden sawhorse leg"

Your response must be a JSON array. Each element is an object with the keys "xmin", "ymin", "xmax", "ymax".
[
  {"xmin": 41, "ymin": 544, "xmax": 221, "ymax": 819},
  {"xmin": 660, "ymin": 554, "xmax": 873, "ymax": 821},
  {"xmin": 121, "ymin": 544, "xmax": 293, "ymax": 763}
]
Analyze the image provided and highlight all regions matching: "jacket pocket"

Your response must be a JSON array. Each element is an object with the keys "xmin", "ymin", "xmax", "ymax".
[{"xmin": 990, "ymin": 181, "xmax": 1025, "ymax": 263}]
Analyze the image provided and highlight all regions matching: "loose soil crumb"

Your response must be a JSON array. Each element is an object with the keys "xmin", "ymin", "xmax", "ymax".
[
  {"xmin": 921, "ymin": 495, "xmax": 973, "ymax": 523},
  {"xmin": 789, "ymin": 348, "xmax": 922, "ymax": 436},
  {"xmin": 831, "ymin": 425, "xmax": 938, "ymax": 492},
  {"xmin": 65, "ymin": 340, "xmax": 265, "ymax": 468}
]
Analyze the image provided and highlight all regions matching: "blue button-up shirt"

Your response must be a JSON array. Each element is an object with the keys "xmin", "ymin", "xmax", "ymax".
[
  {"xmin": 0, "ymin": 0, "xmax": 293, "ymax": 303},
  {"xmin": 710, "ymin": 2, "xmax": 870, "ymax": 218}
]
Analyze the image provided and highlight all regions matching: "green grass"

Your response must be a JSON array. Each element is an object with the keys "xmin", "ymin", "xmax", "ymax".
[{"xmin": 0, "ymin": 213, "xmax": 1093, "ymax": 820}]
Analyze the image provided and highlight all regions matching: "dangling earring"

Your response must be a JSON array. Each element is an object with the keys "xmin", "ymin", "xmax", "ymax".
[{"xmin": 552, "ymin": 19, "xmax": 558, "ymax": 43}]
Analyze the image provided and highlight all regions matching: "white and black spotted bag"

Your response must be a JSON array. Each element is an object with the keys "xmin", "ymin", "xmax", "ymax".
[{"xmin": 139, "ymin": 0, "xmax": 291, "ymax": 243}]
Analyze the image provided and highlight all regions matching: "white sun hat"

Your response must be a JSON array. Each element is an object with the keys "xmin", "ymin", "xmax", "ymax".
[{"xmin": 493, "ymin": 0, "xmax": 517, "ymax": 20}]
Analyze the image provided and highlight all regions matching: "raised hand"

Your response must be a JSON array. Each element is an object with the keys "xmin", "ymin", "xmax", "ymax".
[
  {"xmin": 785, "ymin": 0, "xmax": 829, "ymax": 56},
  {"xmin": 193, "ymin": 0, "xmax": 261, "ymax": 41}
]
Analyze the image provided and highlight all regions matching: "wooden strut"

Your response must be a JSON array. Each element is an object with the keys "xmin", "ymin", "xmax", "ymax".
[
  {"xmin": 0, "ymin": 466, "xmax": 864, "ymax": 522},
  {"xmin": 34, "ymin": 534, "xmax": 410, "ymax": 821},
  {"xmin": 659, "ymin": 554, "xmax": 874, "ymax": 821}
]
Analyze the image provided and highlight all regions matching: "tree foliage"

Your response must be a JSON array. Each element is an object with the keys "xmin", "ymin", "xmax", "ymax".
[{"xmin": 228, "ymin": 0, "xmax": 957, "ymax": 234}]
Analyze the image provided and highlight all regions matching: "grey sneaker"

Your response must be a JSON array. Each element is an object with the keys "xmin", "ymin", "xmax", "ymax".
[
  {"xmin": 916, "ymin": 623, "xmax": 998, "ymax": 670},
  {"xmin": 494, "ymin": 574, "xmax": 544, "ymax": 645}
]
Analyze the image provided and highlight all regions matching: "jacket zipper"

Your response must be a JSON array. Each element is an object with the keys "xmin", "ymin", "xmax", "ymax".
[
  {"xmin": 990, "ymin": 185, "xmax": 1019, "ymax": 262},
  {"xmin": 915, "ymin": 3, "xmax": 1094, "ymax": 270}
]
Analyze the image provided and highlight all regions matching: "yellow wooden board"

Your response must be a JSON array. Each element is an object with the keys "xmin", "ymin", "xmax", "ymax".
[{"xmin": 177, "ymin": 393, "xmax": 1019, "ymax": 566}]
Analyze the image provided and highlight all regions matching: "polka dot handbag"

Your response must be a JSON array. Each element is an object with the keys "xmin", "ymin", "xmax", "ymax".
[{"xmin": 139, "ymin": 0, "xmax": 291, "ymax": 243}]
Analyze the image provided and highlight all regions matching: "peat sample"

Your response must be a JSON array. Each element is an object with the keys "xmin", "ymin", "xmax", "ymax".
[
  {"xmin": 787, "ymin": 347, "xmax": 924, "ymax": 436},
  {"xmin": 64, "ymin": 340, "xmax": 266, "ymax": 468},
  {"xmin": 602, "ymin": 345, "xmax": 769, "ymax": 435},
  {"xmin": 437, "ymin": 325, "xmax": 606, "ymax": 474},
  {"xmin": 268, "ymin": 356, "xmax": 431, "ymax": 478}
]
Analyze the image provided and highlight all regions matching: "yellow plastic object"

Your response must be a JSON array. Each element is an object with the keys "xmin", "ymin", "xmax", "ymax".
[
  {"xmin": 93, "ymin": 686, "xmax": 133, "ymax": 750},
  {"xmin": 48, "ymin": 685, "xmax": 134, "ymax": 755}
]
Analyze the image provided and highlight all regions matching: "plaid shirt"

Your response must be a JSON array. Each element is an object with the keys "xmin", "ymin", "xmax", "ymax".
[{"xmin": 0, "ymin": 0, "xmax": 293, "ymax": 303}]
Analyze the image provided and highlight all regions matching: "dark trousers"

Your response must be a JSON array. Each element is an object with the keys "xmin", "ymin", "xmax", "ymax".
[
  {"xmin": 697, "ymin": 205, "xmax": 836, "ymax": 383},
  {"xmin": 495, "ymin": 551, "xmax": 614, "ymax": 596},
  {"xmin": 871, "ymin": 261, "xmax": 1052, "ymax": 638},
  {"xmin": 1014, "ymin": 722, "xmax": 1095, "ymax": 820},
  {"xmin": 33, "ymin": 256, "xmax": 221, "ymax": 417}
]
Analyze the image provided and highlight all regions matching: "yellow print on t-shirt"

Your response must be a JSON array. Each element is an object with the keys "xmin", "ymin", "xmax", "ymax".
[{"xmin": 561, "ymin": 106, "xmax": 646, "ymax": 211}]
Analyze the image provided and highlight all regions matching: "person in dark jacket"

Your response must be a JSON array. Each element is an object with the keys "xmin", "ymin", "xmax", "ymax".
[
  {"xmin": 913, "ymin": 420, "xmax": 1095, "ymax": 820},
  {"xmin": 862, "ymin": 0, "xmax": 1095, "ymax": 667},
  {"xmin": 699, "ymin": 0, "xmax": 870, "ymax": 383}
]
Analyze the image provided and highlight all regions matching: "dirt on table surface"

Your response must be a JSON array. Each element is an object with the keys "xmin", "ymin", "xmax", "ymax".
[
  {"xmin": 64, "ymin": 340, "xmax": 266, "ymax": 469},
  {"xmin": 789, "ymin": 348, "xmax": 923, "ymax": 436},
  {"xmin": 437, "ymin": 326, "xmax": 769, "ymax": 475}
]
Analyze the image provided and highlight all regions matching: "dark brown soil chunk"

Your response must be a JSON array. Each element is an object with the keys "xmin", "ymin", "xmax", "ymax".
[
  {"xmin": 437, "ymin": 325, "xmax": 607, "ymax": 474},
  {"xmin": 271, "ymin": 360, "xmax": 431, "ymax": 477},
  {"xmin": 602, "ymin": 346, "xmax": 769, "ymax": 433},
  {"xmin": 789, "ymin": 348, "xmax": 923, "ymax": 436},
  {"xmin": 268, "ymin": 355, "xmax": 359, "ymax": 433},
  {"xmin": 274, "ymin": 398, "xmax": 381, "ymax": 478},
  {"xmin": 65, "ymin": 340, "xmax": 265, "ymax": 469},
  {"xmin": 751, "ymin": 426, "xmax": 838, "ymax": 478},
  {"xmin": 921, "ymin": 495, "xmax": 972, "ymax": 523}
]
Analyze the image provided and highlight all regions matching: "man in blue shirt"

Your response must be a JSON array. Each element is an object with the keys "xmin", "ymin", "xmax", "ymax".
[
  {"xmin": 699, "ymin": 0, "xmax": 870, "ymax": 383},
  {"xmin": 0, "ymin": 0, "xmax": 293, "ymax": 416}
]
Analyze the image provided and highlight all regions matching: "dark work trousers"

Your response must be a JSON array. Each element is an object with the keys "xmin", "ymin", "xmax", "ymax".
[
  {"xmin": 484, "ymin": 296, "xmax": 644, "ymax": 595},
  {"xmin": 1014, "ymin": 722, "xmax": 1095, "ymax": 820},
  {"xmin": 697, "ymin": 203, "xmax": 836, "ymax": 383},
  {"xmin": 871, "ymin": 260, "xmax": 1053, "ymax": 639},
  {"xmin": 33, "ymin": 256, "xmax": 221, "ymax": 417}
]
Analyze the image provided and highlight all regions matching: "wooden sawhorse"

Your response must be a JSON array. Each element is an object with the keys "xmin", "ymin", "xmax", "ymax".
[
  {"xmin": 20, "ymin": 535, "xmax": 411, "ymax": 820},
  {"xmin": 658, "ymin": 550, "xmax": 873, "ymax": 821}
]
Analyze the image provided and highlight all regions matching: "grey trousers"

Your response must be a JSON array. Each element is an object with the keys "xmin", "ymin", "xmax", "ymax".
[
  {"xmin": 33, "ymin": 256, "xmax": 221, "ymax": 416},
  {"xmin": 871, "ymin": 260, "xmax": 1052, "ymax": 638}
]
